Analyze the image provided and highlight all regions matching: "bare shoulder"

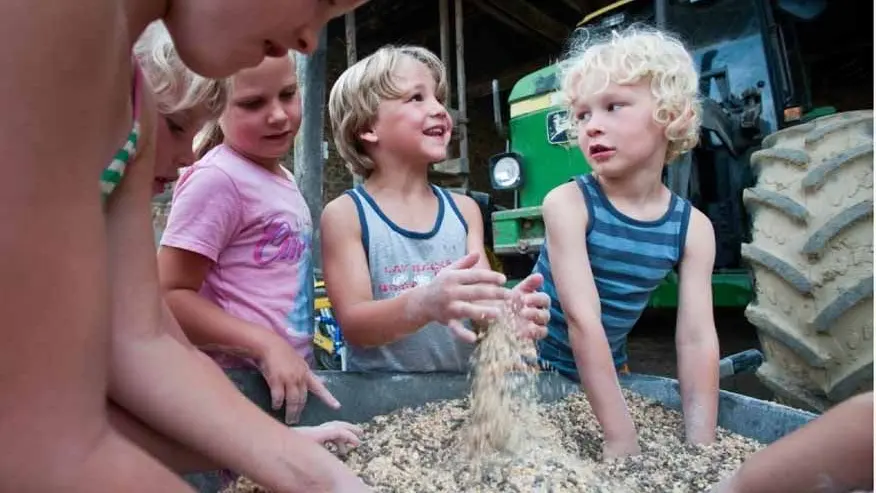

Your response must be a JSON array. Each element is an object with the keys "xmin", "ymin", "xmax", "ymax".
[
  {"xmin": 683, "ymin": 206, "xmax": 716, "ymax": 255},
  {"xmin": 321, "ymin": 192, "xmax": 361, "ymax": 235},
  {"xmin": 447, "ymin": 190, "xmax": 482, "ymax": 222},
  {"xmin": 0, "ymin": 1, "xmax": 136, "ymax": 182},
  {"xmin": 543, "ymin": 181, "xmax": 587, "ymax": 221}
]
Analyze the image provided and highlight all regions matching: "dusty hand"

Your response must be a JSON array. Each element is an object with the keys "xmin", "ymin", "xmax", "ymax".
[
  {"xmin": 602, "ymin": 435, "xmax": 641, "ymax": 459},
  {"xmin": 297, "ymin": 421, "xmax": 363, "ymax": 455},
  {"xmin": 509, "ymin": 273, "xmax": 550, "ymax": 341},
  {"xmin": 411, "ymin": 251, "xmax": 511, "ymax": 343},
  {"xmin": 706, "ymin": 474, "xmax": 740, "ymax": 493},
  {"xmin": 258, "ymin": 340, "xmax": 340, "ymax": 424}
]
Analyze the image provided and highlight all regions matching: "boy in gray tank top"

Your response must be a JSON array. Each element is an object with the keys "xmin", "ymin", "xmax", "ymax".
[{"xmin": 321, "ymin": 45, "xmax": 550, "ymax": 373}]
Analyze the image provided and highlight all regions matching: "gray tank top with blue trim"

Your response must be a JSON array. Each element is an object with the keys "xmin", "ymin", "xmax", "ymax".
[{"xmin": 343, "ymin": 184, "xmax": 474, "ymax": 372}]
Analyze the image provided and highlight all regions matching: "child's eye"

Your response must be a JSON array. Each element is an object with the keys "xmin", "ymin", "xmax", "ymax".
[
  {"xmin": 576, "ymin": 111, "xmax": 590, "ymax": 122},
  {"xmin": 608, "ymin": 103, "xmax": 624, "ymax": 111},
  {"xmin": 237, "ymin": 99, "xmax": 263, "ymax": 110},
  {"xmin": 279, "ymin": 90, "xmax": 296, "ymax": 101},
  {"xmin": 409, "ymin": 93, "xmax": 424, "ymax": 102},
  {"xmin": 165, "ymin": 117, "xmax": 185, "ymax": 135}
]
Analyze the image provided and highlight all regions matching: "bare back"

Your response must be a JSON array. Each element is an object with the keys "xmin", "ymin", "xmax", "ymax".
[{"xmin": 0, "ymin": 2, "xmax": 192, "ymax": 490}]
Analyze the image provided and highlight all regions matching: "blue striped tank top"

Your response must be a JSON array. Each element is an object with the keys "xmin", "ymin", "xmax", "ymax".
[{"xmin": 534, "ymin": 173, "xmax": 692, "ymax": 380}]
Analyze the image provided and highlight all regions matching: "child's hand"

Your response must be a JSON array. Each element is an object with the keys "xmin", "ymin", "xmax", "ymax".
[
  {"xmin": 296, "ymin": 421, "xmax": 363, "ymax": 455},
  {"xmin": 257, "ymin": 337, "xmax": 341, "ymax": 424},
  {"xmin": 510, "ymin": 273, "xmax": 550, "ymax": 340},
  {"xmin": 411, "ymin": 251, "xmax": 511, "ymax": 342},
  {"xmin": 707, "ymin": 475, "xmax": 740, "ymax": 493},
  {"xmin": 602, "ymin": 435, "xmax": 641, "ymax": 459}
]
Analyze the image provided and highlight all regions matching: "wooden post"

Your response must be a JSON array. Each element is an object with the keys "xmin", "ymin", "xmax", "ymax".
[
  {"xmin": 346, "ymin": 11, "xmax": 364, "ymax": 187},
  {"xmin": 439, "ymin": 0, "xmax": 452, "ymax": 85},
  {"xmin": 454, "ymin": 0, "xmax": 469, "ymax": 188},
  {"xmin": 345, "ymin": 11, "xmax": 357, "ymax": 67},
  {"xmin": 294, "ymin": 28, "xmax": 329, "ymax": 269}
]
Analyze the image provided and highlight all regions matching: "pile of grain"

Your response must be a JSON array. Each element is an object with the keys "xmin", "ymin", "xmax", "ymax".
[
  {"xmin": 226, "ymin": 390, "xmax": 763, "ymax": 493},
  {"xmin": 225, "ymin": 304, "xmax": 764, "ymax": 492}
]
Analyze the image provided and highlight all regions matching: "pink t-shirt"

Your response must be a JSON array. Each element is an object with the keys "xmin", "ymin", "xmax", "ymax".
[{"xmin": 161, "ymin": 144, "xmax": 314, "ymax": 369}]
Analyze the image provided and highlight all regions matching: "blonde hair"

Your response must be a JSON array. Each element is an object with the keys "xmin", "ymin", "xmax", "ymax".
[
  {"xmin": 192, "ymin": 51, "xmax": 298, "ymax": 159},
  {"xmin": 328, "ymin": 45, "xmax": 448, "ymax": 178},
  {"xmin": 559, "ymin": 25, "xmax": 701, "ymax": 163},
  {"xmin": 134, "ymin": 21, "xmax": 227, "ymax": 121}
]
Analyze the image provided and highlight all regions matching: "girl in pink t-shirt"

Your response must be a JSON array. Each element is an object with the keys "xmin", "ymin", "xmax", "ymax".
[{"xmin": 158, "ymin": 52, "xmax": 337, "ymax": 426}]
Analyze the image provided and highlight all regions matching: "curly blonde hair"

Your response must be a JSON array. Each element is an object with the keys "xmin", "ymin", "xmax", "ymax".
[
  {"xmin": 558, "ymin": 25, "xmax": 701, "ymax": 163},
  {"xmin": 328, "ymin": 45, "xmax": 448, "ymax": 178}
]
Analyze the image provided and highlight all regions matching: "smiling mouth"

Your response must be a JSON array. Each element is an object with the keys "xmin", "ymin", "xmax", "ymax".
[{"xmin": 423, "ymin": 125, "xmax": 447, "ymax": 138}]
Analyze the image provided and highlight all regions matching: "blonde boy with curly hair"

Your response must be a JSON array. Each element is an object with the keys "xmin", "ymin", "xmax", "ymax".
[
  {"xmin": 533, "ymin": 26, "xmax": 720, "ymax": 458},
  {"xmin": 322, "ymin": 45, "xmax": 549, "ymax": 373}
]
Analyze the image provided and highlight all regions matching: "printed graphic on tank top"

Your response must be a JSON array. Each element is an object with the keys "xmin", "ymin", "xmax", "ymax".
[
  {"xmin": 534, "ymin": 173, "xmax": 692, "ymax": 381},
  {"xmin": 343, "ymin": 184, "xmax": 474, "ymax": 372}
]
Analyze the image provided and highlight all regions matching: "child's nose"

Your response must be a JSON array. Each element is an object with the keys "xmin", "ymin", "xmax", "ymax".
[
  {"xmin": 429, "ymin": 100, "xmax": 448, "ymax": 118},
  {"xmin": 268, "ymin": 102, "xmax": 289, "ymax": 124},
  {"xmin": 293, "ymin": 28, "xmax": 318, "ymax": 55},
  {"xmin": 584, "ymin": 116, "xmax": 604, "ymax": 137}
]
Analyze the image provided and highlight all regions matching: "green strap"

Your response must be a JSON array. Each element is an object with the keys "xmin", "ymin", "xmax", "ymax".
[{"xmin": 100, "ymin": 121, "xmax": 140, "ymax": 201}]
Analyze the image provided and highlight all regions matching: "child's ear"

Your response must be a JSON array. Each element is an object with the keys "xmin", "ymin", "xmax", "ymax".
[{"xmin": 359, "ymin": 127, "xmax": 379, "ymax": 144}]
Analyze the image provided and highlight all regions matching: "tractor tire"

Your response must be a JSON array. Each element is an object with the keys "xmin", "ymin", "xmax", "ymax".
[{"xmin": 742, "ymin": 110, "xmax": 873, "ymax": 413}]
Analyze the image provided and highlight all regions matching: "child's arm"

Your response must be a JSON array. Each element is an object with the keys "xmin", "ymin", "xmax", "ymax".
[
  {"xmin": 451, "ymin": 192, "xmax": 550, "ymax": 340},
  {"xmin": 105, "ymin": 99, "xmax": 369, "ymax": 493},
  {"xmin": 674, "ymin": 208, "xmax": 720, "ymax": 444},
  {"xmin": 320, "ymin": 195, "xmax": 510, "ymax": 347},
  {"xmin": 158, "ymin": 246, "xmax": 338, "ymax": 424},
  {"xmin": 156, "ymin": 171, "xmax": 337, "ymax": 424},
  {"xmin": 710, "ymin": 391, "xmax": 873, "ymax": 493},
  {"xmin": 542, "ymin": 183, "xmax": 640, "ymax": 458}
]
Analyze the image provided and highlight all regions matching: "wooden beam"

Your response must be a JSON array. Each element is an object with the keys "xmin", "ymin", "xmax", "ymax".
[
  {"xmin": 473, "ymin": 0, "xmax": 570, "ymax": 45},
  {"xmin": 467, "ymin": 0, "xmax": 556, "ymax": 49},
  {"xmin": 345, "ymin": 11, "xmax": 357, "ymax": 67},
  {"xmin": 294, "ymin": 28, "xmax": 328, "ymax": 268},
  {"xmin": 454, "ymin": 0, "xmax": 469, "ymax": 183},
  {"xmin": 345, "ymin": 10, "xmax": 363, "ymax": 187},
  {"xmin": 438, "ymin": 0, "xmax": 453, "ymax": 97}
]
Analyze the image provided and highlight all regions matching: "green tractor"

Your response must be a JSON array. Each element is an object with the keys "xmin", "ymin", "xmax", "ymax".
[{"xmin": 485, "ymin": 0, "xmax": 873, "ymax": 413}]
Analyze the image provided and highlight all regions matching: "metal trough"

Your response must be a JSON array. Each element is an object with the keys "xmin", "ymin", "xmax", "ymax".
[{"xmin": 185, "ymin": 369, "xmax": 818, "ymax": 491}]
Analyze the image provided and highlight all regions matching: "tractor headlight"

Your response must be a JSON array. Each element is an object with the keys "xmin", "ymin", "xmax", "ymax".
[{"xmin": 489, "ymin": 152, "xmax": 524, "ymax": 190}]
